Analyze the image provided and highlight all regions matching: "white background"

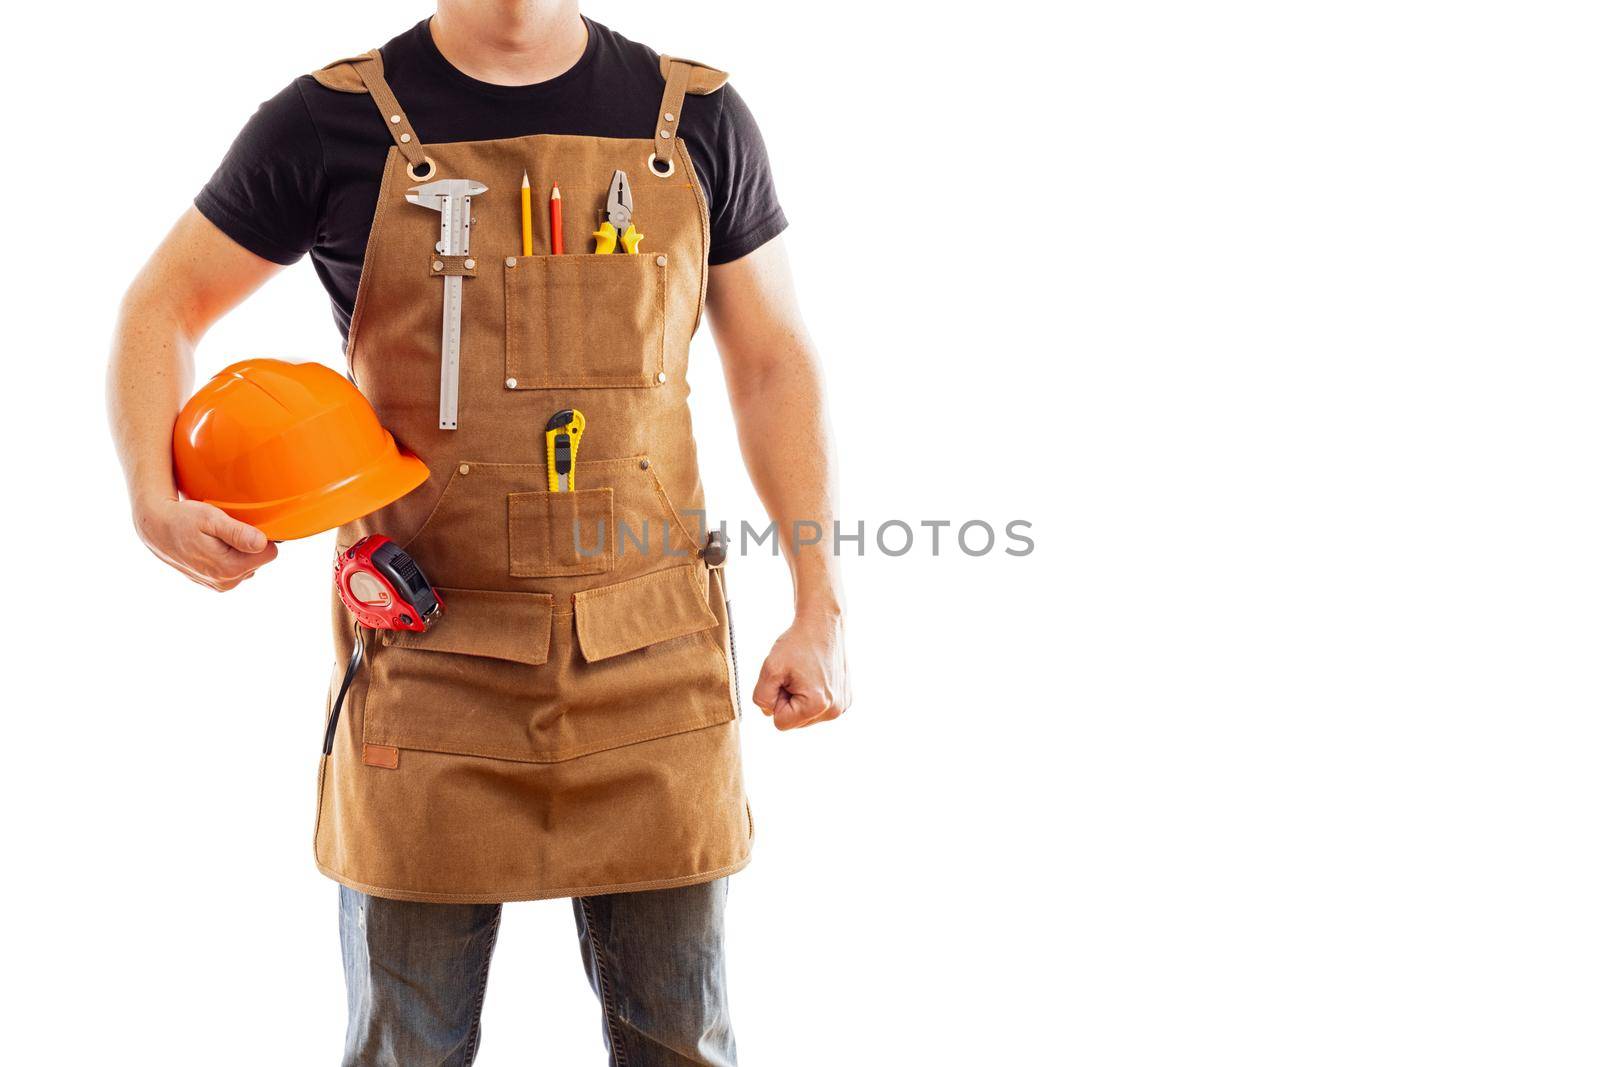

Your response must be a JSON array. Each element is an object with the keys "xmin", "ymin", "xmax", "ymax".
[{"xmin": 5, "ymin": 1, "xmax": 1597, "ymax": 1064}]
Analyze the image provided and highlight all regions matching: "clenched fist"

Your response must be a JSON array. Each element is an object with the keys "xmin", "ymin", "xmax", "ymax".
[
  {"xmin": 136, "ymin": 497, "xmax": 278, "ymax": 592},
  {"xmin": 752, "ymin": 610, "xmax": 851, "ymax": 731}
]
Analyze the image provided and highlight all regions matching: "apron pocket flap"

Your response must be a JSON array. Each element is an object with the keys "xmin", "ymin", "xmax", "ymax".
[
  {"xmin": 574, "ymin": 563, "xmax": 717, "ymax": 662},
  {"xmin": 381, "ymin": 587, "xmax": 554, "ymax": 666}
]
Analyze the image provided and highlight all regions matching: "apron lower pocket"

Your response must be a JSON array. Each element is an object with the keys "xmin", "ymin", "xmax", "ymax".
[
  {"xmin": 509, "ymin": 488, "xmax": 614, "ymax": 578},
  {"xmin": 362, "ymin": 563, "xmax": 734, "ymax": 763},
  {"xmin": 401, "ymin": 457, "xmax": 701, "ymax": 591},
  {"xmin": 573, "ymin": 563, "xmax": 718, "ymax": 661}
]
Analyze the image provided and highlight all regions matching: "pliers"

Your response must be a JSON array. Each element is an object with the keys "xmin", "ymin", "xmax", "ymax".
[{"xmin": 592, "ymin": 169, "xmax": 642, "ymax": 254}]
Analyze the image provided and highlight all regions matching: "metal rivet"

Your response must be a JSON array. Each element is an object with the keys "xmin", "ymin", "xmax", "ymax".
[
  {"xmin": 390, "ymin": 115, "xmax": 401, "ymax": 124},
  {"xmin": 640, "ymin": 459, "xmax": 650, "ymax": 470},
  {"xmin": 505, "ymin": 377, "xmax": 518, "ymax": 388},
  {"xmin": 458, "ymin": 464, "xmax": 470, "ymax": 475},
  {"xmin": 400, "ymin": 133, "xmax": 412, "ymax": 143},
  {"xmin": 464, "ymin": 259, "xmax": 475, "ymax": 269},
  {"xmin": 664, "ymin": 112, "xmax": 674, "ymax": 122},
  {"xmin": 505, "ymin": 256, "xmax": 517, "ymax": 267},
  {"xmin": 433, "ymin": 260, "xmax": 444, "ymax": 271},
  {"xmin": 655, "ymin": 255, "xmax": 668, "ymax": 266},
  {"xmin": 660, "ymin": 129, "xmax": 673, "ymax": 139},
  {"xmin": 656, "ymin": 371, "xmax": 668, "ymax": 383}
]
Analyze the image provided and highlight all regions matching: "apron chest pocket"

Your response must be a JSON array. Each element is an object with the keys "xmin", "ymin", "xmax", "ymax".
[{"xmin": 504, "ymin": 254, "xmax": 668, "ymax": 389}]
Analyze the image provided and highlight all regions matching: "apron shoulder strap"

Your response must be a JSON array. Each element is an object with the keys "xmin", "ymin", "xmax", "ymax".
[
  {"xmin": 652, "ymin": 56, "xmax": 729, "ymax": 176},
  {"xmin": 309, "ymin": 52, "xmax": 376, "ymax": 93},
  {"xmin": 656, "ymin": 55, "xmax": 730, "ymax": 95},
  {"xmin": 310, "ymin": 50, "xmax": 430, "ymax": 172}
]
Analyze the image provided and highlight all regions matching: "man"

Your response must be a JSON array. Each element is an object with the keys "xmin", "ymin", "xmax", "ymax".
[{"xmin": 107, "ymin": 3, "xmax": 850, "ymax": 1064}]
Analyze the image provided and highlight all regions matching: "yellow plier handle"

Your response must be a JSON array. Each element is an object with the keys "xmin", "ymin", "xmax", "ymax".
[{"xmin": 592, "ymin": 221, "xmax": 642, "ymax": 255}]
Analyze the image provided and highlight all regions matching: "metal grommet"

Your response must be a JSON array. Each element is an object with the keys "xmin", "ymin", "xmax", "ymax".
[
  {"xmin": 505, "ymin": 256, "xmax": 517, "ymax": 267},
  {"xmin": 659, "ymin": 129, "xmax": 673, "ymax": 140},
  {"xmin": 464, "ymin": 259, "xmax": 475, "ymax": 270},
  {"xmin": 458, "ymin": 463, "xmax": 471, "ymax": 475},
  {"xmin": 406, "ymin": 156, "xmax": 437, "ymax": 181},
  {"xmin": 656, "ymin": 371, "xmax": 668, "ymax": 384},
  {"xmin": 433, "ymin": 260, "xmax": 444, "ymax": 272},
  {"xmin": 664, "ymin": 111, "xmax": 674, "ymax": 122},
  {"xmin": 646, "ymin": 153, "xmax": 675, "ymax": 178},
  {"xmin": 390, "ymin": 114, "xmax": 401, "ymax": 124},
  {"xmin": 400, "ymin": 133, "xmax": 412, "ymax": 144},
  {"xmin": 655, "ymin": 255, "xmax": 668, "ymax": 267}
]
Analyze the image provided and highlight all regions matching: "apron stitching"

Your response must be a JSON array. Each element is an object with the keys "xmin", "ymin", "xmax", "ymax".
[
  {"xmin": 644, "ymin": 468, "xmax": 702, "ymax": 549},
  {"xmin": 433, "ymin": 458, "xmax": 645, "ymax": 470},
  {"xmin": 398, "ymin": 467, "xmax": 464, "ymax": 550},
  {"xmin": 656, "ymin": 244, "xmax": 667, "ymax": 377},
  {"xmin": 573, "ymin": 560, "xmax": 702, "ymax": 600},
  {"xmin": 317, "ymin": 856, "xmax": 752, "ymax": 906},
  {"xmin": 682, "ymin": 140, "xmax": 712, "ymax": 333},
  {"xmin": 311, "ymin": 754, "xmax": 330, "ymax": 861},
  {"xmin": 364, "ymin": 707, "xmax": 730, "ymax": 765}
]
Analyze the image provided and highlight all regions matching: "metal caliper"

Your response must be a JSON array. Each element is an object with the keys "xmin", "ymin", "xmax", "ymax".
[{"xmin": 407, "ymin": 177, "xmax": 488, "ymax": 430}]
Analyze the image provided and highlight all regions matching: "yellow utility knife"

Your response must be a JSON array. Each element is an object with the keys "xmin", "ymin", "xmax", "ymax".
[
  {"xmin": 593, "ymin": 169, "xmax": 642, "ymax": 254},
  {"xmin": 545, "ymin": 409, "xmax": 586, "ymax": 492}
]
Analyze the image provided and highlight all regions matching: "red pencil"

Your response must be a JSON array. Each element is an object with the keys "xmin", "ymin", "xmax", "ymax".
[{"xmin": 549, "ymin": 183, "xmax": 564, "ymax": 255}]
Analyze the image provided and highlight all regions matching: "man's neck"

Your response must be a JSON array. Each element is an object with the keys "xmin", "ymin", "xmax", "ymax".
[{"xmin": 430, "ymin": 0, "xmax": 587, "ymax": 86}]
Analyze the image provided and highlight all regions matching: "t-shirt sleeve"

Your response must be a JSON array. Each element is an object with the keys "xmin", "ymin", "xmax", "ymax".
[
  {"xmin": 194, "ymin": 80, "xmax": 325, "ymax": 266},
  {"xmin": 704, "ymin": 84, "xmax": 788, "ymax": 265}
]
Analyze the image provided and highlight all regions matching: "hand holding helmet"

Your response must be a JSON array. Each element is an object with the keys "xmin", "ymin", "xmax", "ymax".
[
  {"xmin": 136, "ymin": 497, "xmax": 279, "ymax": 592},
  {"xmin": 162, "ymin": 358, "xmax": 428, "ymax": 591}
]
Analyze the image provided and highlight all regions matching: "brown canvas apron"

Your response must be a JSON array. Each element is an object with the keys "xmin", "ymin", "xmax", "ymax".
[{"xmin": 308, "ymin": 50, "xmax": 751, "ymax": 903}]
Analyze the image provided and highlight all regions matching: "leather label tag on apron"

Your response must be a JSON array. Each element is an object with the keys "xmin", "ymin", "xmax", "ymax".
[{"xmin": 361, "ymin": 744, "xmax": 400, "ymax": 769}]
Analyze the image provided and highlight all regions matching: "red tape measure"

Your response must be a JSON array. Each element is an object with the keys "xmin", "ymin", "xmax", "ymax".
[{"xmin": 335, "ymin": 535, "xmax": 443, "ymax": 632}]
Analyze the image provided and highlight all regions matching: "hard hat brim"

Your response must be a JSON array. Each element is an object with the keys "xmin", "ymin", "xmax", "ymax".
[{"xmin": 203, "ymin": 439, "xmax": 430, "ymax": 542}]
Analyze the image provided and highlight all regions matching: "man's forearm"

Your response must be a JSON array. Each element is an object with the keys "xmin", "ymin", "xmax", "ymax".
[
  {"xmin": 108, "ymin": 209, "xmax": 285, "ymax": 591},
  {"xmin": 109, "ymin": 277, "xmax": 195, "ymax": 518},
  {"xmin": 725, "ymin": 349, "xmax": 844, "ymax": 617},
  {"xmin": 706, "ymin": 238, "xmax": 852, "ymax": 726},
  {"xmin": 110, "ymin": 208, "xmax": 283, "ymax": 520},
  {"xmin": 708, "ymin": 238, "xmax": 845, "ymax": 619}
]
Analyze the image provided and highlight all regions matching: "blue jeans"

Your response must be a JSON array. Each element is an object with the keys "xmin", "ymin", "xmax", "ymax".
[{"xmin": 339, "ymin": 880, "xmax": 736, "ymax": 1066}]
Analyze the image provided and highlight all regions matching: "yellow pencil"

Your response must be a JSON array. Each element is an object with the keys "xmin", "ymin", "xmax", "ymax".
[{"xmin": 520, "ymin": 171, "xmax": 533, "ymax": 258}]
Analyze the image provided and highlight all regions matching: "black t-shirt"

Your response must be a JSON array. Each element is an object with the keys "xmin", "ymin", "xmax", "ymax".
[{"xmin": 196, "ymin": 18, "xmax": 787, "ymax": 338}]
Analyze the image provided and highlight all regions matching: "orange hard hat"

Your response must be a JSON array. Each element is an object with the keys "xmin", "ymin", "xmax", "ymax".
[{"xmin": 173, "ymin": 359, "xmax": 428, "ymax": 541}]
